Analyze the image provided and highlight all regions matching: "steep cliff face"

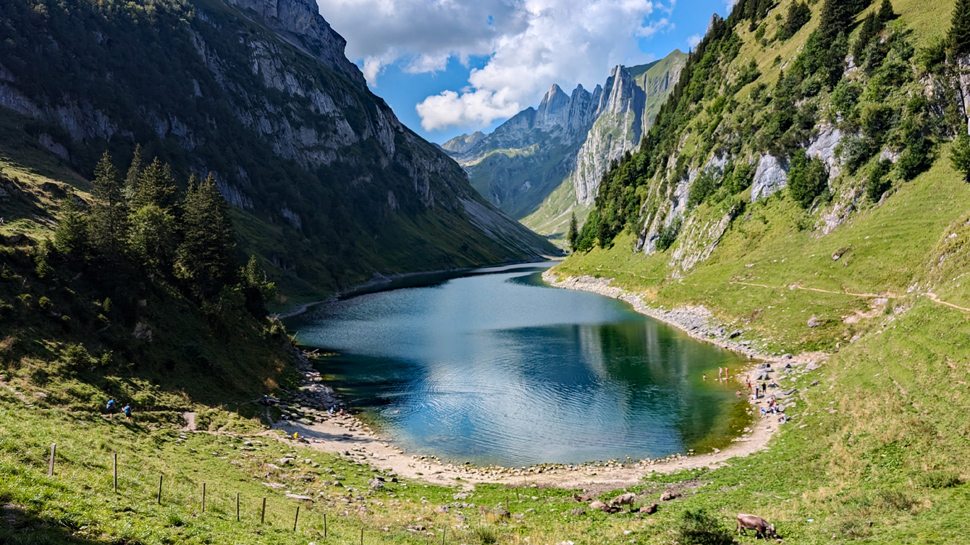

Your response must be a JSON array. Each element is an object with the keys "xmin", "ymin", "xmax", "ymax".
[
  {"xmin": 0, "ymin": 0, "xmax": 556, "ymax": 296},
  {"xmin": 443, "ymin": 50, "xmax": 686, "ymax": 241}
]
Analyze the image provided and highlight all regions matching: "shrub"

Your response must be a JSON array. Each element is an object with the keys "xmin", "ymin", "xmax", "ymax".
[
  {"xmin": 472, "ymin": 525, "xmax": 498, "ymax": 545},
  {"xmin": 865, "ymin": 160, "xmax": 893, "ymax": 202},
  {"xmin": 678, "ymin": 509, "xmax": 734, "ymax": 545},
  {"xmin": 919, "ymin": 470, "xmax": 962, "ymax": 489},
  {"xmin": 788, "ymin": 150, "xmax": 830, "ymax": 208},
  {"xmin": 688, "ymin": 169, "xmax": 718, "ymax": 209},
  {"xmin": 38, "ymin": 296, "xmax": 52, "ymax": 311},
  {"xmin": 61, "ymin": 344, "xmax": 95, "ymax": 371},
  {"xmin": 951, "ymin": 134, "xmax": 970, "ymax": 181},
  {"xmin": 656, "ymin": 216, "xmax": 683, "ymax": 251}
]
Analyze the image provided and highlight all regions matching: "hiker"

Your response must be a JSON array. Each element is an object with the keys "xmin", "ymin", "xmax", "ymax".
[
  {"xmin": 106, "ymin": 398, "xmax": 117, "ymax": 419},
  {"xmin": 761, "ymin": 382, "xmax": 767, "ymax": 395},
  {"xmin": 123, "ymin": 403, "xmax": 132, "ymax": 422}
]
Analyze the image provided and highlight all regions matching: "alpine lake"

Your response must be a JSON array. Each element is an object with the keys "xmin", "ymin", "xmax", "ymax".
[{"xmin": 287, "ymin": 263, "xmax": 752, "ymax": 468}]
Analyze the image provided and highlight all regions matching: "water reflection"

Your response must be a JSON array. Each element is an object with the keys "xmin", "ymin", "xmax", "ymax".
[{"xmin": 290, "ymin": 264, "xmax": 747, "ymax": 466}]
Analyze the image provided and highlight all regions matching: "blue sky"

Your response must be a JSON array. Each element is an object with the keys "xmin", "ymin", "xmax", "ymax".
[{"xmin": 316, "ymin": 0, "xmax": 734, "ymax": 145}]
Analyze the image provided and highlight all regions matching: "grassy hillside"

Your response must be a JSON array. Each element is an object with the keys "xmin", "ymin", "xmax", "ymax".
[{"xmin": 547, "ymin": 0, "xmax": 970, "ymax": 540}]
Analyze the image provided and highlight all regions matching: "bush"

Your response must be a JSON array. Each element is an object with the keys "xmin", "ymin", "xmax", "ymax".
[
  {"xmin": 688, "ymin": 169, "xmax": 718, "ymax": 209},
  {"xmin": 656, "ymin": 216, "xmax": 683, "ymax": 252},
  {"xmin": 951, "ymin": 134, "xmax": 970, "ymax": 181},
  {"xmin": 841, "ymin": 136, "xmax": 880, "ymax": 174},
  {"xmin": 788, "ymin": 150, "xmax": 830, "ymax": 208},
  {"xmin": 918, "ymin": 470, "xmax": 962, "ymax": 489},
  {"xmin": 678, "ymin": 509, "xmax": 734, "ymax": 545},
  {"xmin": 865, "ymin": 160, "xmax": 893, "ymax": 202}
]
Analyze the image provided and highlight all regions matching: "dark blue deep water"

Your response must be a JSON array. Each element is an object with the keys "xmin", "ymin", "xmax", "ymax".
[{"xmin": 290, "ymin": 263, "xmax": 749, "ymax": 467}]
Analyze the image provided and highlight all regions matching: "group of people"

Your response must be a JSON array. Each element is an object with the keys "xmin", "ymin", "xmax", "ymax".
[
  {"xmin": 702, "ymin": 366, "xmax": 734, "ymax": 382},
  {"xmin": 105, "ymin": 398, "xmax": 132, "ymax": 421}
]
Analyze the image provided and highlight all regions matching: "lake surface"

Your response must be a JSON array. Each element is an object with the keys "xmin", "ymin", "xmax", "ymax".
[{"xmin": 290, "ymin": 263, "xmax": 750, "ymax": 467}]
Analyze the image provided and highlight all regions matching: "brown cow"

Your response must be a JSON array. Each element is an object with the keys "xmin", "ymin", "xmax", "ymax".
[{"xmin": 737, "ymin": 513, "xmax": 778, "ymax": 539}]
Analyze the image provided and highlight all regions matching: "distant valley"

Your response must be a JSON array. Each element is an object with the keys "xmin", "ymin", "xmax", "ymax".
[{"xmin": 441, "ymin": 50, "xmax": 687, "ymax": 242}]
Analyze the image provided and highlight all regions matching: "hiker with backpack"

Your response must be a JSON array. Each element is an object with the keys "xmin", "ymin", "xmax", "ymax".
[{"xmin": 105, "ymin": 398, "xmax": 117, "ymax": 419}]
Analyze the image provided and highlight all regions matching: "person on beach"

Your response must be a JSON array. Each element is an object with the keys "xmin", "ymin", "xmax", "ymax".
[
  {"xmin": 718, "ymin": 367, "xmax": 723, "ymax": 379},
  {"xmin": 105, "ymin": 398, "xmax": 117, "ymax": 419},
  {"xmin": 762, "ymin": 382, "xmax": 767, "ymax": 396},
  {"xmin": 122, "ymin": 403, "xmax": 132, "ymax": 422}
]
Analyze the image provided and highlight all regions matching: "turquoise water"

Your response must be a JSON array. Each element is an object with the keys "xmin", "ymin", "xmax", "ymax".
[{"xmin": 290, "ymin": 263, "xmax": 749, "ymax": 467}]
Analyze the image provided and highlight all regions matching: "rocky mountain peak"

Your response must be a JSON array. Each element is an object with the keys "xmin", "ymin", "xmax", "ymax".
[{"xmin": 223, "ymin": 0, "xmax": 364, "ymax": 84}]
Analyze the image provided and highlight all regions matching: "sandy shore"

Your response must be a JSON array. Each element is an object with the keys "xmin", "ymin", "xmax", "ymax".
[{"xmin": 276, "ymin": 271, "xmax": 819, "ymax": 492}]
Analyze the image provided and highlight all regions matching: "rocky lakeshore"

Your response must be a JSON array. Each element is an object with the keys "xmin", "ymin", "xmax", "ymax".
[{"xmin": 266, "ymin": 271, "xmax": 827, "ymax": 490}]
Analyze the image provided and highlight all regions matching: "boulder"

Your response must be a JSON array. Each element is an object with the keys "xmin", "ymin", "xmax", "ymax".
[
  {"xmin": 660, "ymin": 490, "xmax": 678, "ymax": 502},
  {"xmin": 640, "ymin": 503, "xmax": 658, "ymax": 515},
  {"xmin": 569, "ymin": 508, "xmax": 586, "ymax": 516}
]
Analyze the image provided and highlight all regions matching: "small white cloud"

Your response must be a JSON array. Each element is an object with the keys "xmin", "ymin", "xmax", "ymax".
[{"xmin": 687, "ymin": 34, "xmax": 702, "ymax": 48}]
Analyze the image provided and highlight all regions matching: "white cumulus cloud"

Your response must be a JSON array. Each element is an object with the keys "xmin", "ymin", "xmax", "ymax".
[
  {"xmin": 687, "ymin": 33, "xmax": 701, "ymax": 48},
  {"xmin": 316, "ymin": 0, "xmax": 673, "ymax": 132}
]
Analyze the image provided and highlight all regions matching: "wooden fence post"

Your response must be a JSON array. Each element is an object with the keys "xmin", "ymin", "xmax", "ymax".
[
  {"xmin": 260, "ymin": 497, "xmax": 266, "ymax": 524},
  {"xmin": 157, "ymin": 475, "xmax": 163, "ymax": 505},
  {"xmin": 202, "ymin": 482, "xmax": 206, "ymax": 513},
  {"xmin": 324, "ymin": 513, "xmax": 327, "ymax": 538},
  {"xmin": 293, "ymin": 505, "xmax": 300, "ymax": 531},
  {"xmin": 48, "ymin": 443, "xmax": 56, "ymax": 476},
  {"xmin": 360, "ymin": 526, "xmax": 364, "ymax": 545},
  {"xmin": 236, "ymin": 493, "xmax": 240, "ymax": 522},
  {"xmin": 113, "ymin": 453, "xmax": 118, "ymax": 492}
]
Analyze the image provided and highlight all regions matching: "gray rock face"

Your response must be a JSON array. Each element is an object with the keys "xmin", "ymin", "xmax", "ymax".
[
  {"xmin": 224, "ymin": 0, "xmax": 365, "ymax": 84},
  {"xmin": 806, "ymin": 124, "xmax": 843, "ymax": 181},
  {"xmin": 751, "ymin": 154, "xmax": 790, "ymax": 202}
]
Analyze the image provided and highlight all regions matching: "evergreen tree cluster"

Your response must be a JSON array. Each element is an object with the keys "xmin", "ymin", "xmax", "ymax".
[
  {"xmin": 572, "ymin": 0, "xmax": 952, "ymax": 254},
  {"xmin": 776, "ymin": 2, "xmax": 811, "ymax": 42},
  {"xmin": 49, "ymin": 150, "xmax": 274, "ymax": 317}
]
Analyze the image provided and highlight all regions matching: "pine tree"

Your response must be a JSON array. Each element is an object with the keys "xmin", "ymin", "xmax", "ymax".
[
  {"xmin": 817, "ymin": 0, "xmax": 853, "ymax": 49},
  {"xmin": 853, "ymin": 12, "xmax": 881, "ymax": 63},
  {"xmin": 89, "ymin": 151, "xmax": 128, "ymax": 260},
  {"xmin": 567, "ymin": 213, "xmax": 579, "ymax": 251},
  {"xmin": 123, "ymin": 144, "xmax": 143, "ymax": 204},
  {"xmin": 951, "ymin": 0, "xmax": 970, "ymax": 58},
  {"xmin": 240, "ymin": 255, "xmax": 275, "ymax": 317},
  {"xmin": 877, "ymin": 0, "xmax": 896, "ymax": 24},
  {"xmin": 175, "ymin": 174, "xmax": 237, "ymax": 298},
  {"xmin": 53, "ymin": 193, "xmax": 89, "ymax": 263},
  {"xmin": 133, "ymin": 157, "xmax": 178, "ymax": 211},
  {"xmin": 129, "ymin": 203, "xmax": 177, "ymax": 275}
]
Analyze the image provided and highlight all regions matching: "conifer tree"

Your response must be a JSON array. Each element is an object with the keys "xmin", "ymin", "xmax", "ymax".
[
  {"xmin": 53, "ymin": 193, "xmax": 89, "ymax": 263},
  {"xmin": 133, "ymin": 158, "xmax": 179, "ymax": 211},
  {"xmin": 123, "ymin": 144, "xmax": 143, "ymax": 203},
  {"xmin": 853, "ymin": 12, "xmax": 881, "ymax": 63},
  {"xmin": 176, "ymin": 174, "xmax": 237, "ymax": 298},
  {"xmin": 240, "ymin": 255, "xmax": 275, "ymax": 317},
  {"xmin": 129, "ymin": 203, "xmax": 177, "ymax": 275},
  {"xmin": 951, "ymin": 0, "xmax": 970, "ymax": 58},
  {"xmin": 567, "ymin": 213, "xmax": 579, "ymax": 251},
  {"xmin": 877, "ymin": 0, "xmax": 896, "ymax": 24},
  {"xmin": 89, "ymin": 152, "xmax": 128, "ymax": 260},
  {"xmin": 817, "ymin": 0, "xmax": 853, "ymax": 49}
]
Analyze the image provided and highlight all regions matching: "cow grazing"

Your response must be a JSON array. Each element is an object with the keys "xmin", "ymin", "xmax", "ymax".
[{"xmin": 737, "ymin": 513, "xmax": 778, "ymax": 539}]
